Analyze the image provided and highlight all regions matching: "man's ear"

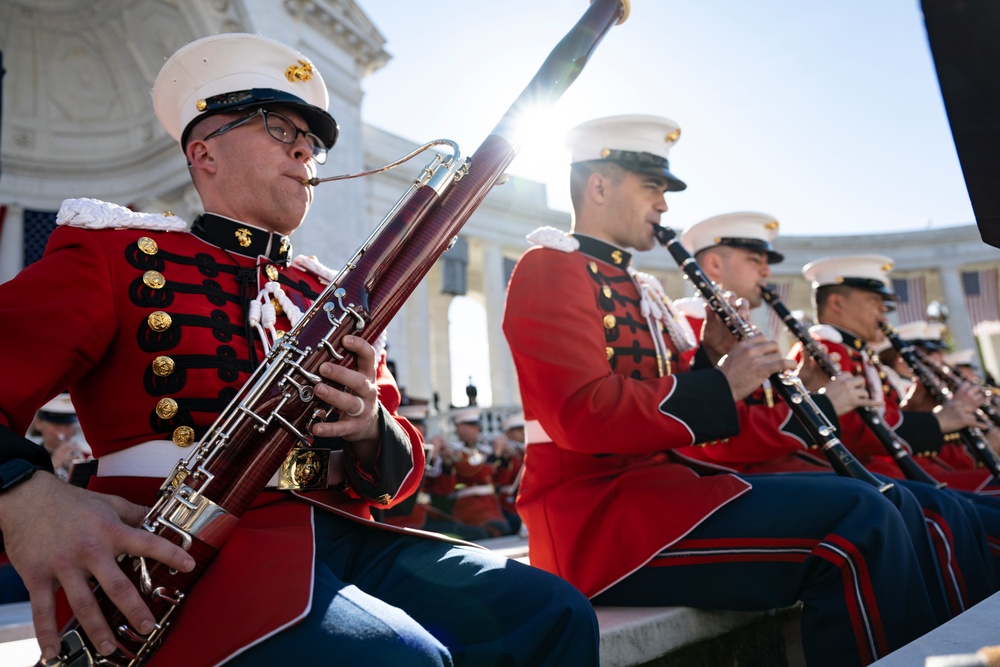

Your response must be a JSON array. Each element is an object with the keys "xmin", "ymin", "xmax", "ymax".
[
  {"xmin": 186, "ymin": 139, "xmax": 217, "ymax": 175},
  {"xmin": 587, "ymin": 171, "xmax": 609, "ymax": 204}
]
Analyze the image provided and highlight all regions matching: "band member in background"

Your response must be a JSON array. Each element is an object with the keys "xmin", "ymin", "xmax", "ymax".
[
  {"xmin": 28, "ymin": 394, "xmax": 92, "ymax": 483},
  {"xmin": 0, "ymin": 33, "xmax": 598, "ymax": 666},
  {"xmin": 503, "ymin": 114, "xmax": 940, "ymax": 667},
  {"xmin": 671, "ymin": 214, "xmax": 997, "ymax": 616},
  {"xmin": 424, "ymin": 407, "xmax": 514, "ymax": 537},
  {"xmin": 803, "ymin": 256, "xmax": 996, "ymax": 493},
  {"xmin": 493, "ymin": 412, "xmax": 526, "ymax": 534}
]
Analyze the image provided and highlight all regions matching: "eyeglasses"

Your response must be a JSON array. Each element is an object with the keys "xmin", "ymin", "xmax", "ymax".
[{"xmin": 203, "ymin": 108, "xmax": 328, "ymax": 164}]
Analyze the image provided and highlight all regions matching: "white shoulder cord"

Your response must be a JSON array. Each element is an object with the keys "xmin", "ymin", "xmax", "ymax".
[{"xmin": 631, "ymin": 269, "xmax": 697, "ymax": 355}]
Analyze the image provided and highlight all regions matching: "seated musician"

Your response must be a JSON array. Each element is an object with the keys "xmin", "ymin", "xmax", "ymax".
[
  {"xmin": 670, "ymin": 214, "xmax": 998, "ymax": 617},
  {"xmin": 0, "ymin": 33, "xmax": 598, "ymax": 666},
  {"xmin": 503, "ymin": 114, "xmax": 942, "ymax": 667}
]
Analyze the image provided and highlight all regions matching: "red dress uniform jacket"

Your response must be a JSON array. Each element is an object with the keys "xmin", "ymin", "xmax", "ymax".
[
  {"xmin": 797, "ymin": 326, "xmax": 992, "ymax": 491},
  {"xmin": 673, "ymin": 303, "xmax": 832, "ymax": 473},
  {"xmin": 0, "ymin": 204, "xmax": 428, "ymax": 665},
  {"xmin": 502, "ymin": 232, "xmax": 750, "ymax": 598}
]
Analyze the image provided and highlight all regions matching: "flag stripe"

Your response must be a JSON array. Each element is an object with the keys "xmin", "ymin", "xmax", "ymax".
[
  {"xmin": 963, "ymin": 269, "xmax": 1000, "ymax": 336},
  {"xmin": 891, "ymin": 276, "xmax": 927, "ymax": 324}
]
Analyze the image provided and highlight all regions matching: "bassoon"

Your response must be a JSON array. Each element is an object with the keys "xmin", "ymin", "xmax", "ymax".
[
  {"xmin": 653, "ymin": 226, "xmax": 891, "ymax": 491},
  {"xmin": 879, "ymin": 321, "xmax": 1000, "ymax": 484},
  {"xmin": 43, "ymin": 2, "xmax": 630, "ymax": 665},
  {"xmin": 760, "ymin": 285, "xmax": 944, "ymax": 487}
]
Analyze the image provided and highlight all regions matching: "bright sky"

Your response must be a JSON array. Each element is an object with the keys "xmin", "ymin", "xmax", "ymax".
[{"xmin": 358, "ymin": 0, "xmax": 974, "ymax": 237}]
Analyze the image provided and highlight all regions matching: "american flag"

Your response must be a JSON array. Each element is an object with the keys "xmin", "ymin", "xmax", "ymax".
[
  {"xmin": 763, "ymin": 281, "xmax": 792, "ymax": 343},
  {"xmin": 962, "ymin": 269, "xmax": 1000, "ymax": 336},
  {"xmin": 23, "ymin": 209, "xmax": 58, "ymax": 267},
  {"xmin": 891, "ymin": 276, "xmax": 927, "ymax": 324}
]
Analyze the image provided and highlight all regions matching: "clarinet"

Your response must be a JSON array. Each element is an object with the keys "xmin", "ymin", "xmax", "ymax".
[
  {"xmin": 760, "ymin": 286, "xmax": 944, "ymax": 487},
  {"xmin": 879, "ymin": 321, "xmax": 1000, "ymax": 484},
  {"xmin": 914, "ymin": 348, "xmax": 1000, "ymax": 429},
  {"xmin": 652, "ymin": 226, "xmax": 891, "ymax": 492},
  {"xmin": 43, "ymin": 3, "xmax": 629, "ymax": 665}
]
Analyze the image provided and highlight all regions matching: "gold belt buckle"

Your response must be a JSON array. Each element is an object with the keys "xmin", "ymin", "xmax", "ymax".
[{"xmin": 277, "ymin": 447, "xmax": 331, "ymax": 491}]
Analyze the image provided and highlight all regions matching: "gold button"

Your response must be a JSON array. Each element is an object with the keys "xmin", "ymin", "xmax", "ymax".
[
  {"xmin": 265, "ymin": 265, "xmax": 279, "ymax": 281},
  {"xmin": 605, "ymin": 347, "xmax": 615, "ymax": 361},
  {"xmin": 147, "ymin": 311, "xmax": 172, "ymax": 332},
  {"xmin": 156, "ymin": 397, "xmax": 179, "ymax": 419},
  {"xmin": 270, "ymin": 296, "xmax": 284, "ymax": 315},
  {"xmin": 602, "ymin": 286, "xmax": 612, "ymax": 298},
  {"xmin": 196, "ymin": 99, "xmax": 207, "ymax": 111},
  {"xmin": 143, "ymin": 270, "xmax": 165, "ymax": 289},
  {"xmin": 588, "ymin": 261, "xmax": 598, "ymax": 274},
  {"xmin": 603, "ymin": 315, "xmax": 617, "ymax": 329},
  {"xmin": 172, "ymin": 426, "xmax": 195, "ymax": 447},
  {"xmin": 137, "ymin": 237, "xmax": 158, "ymax": 255},
  {"xmin": 152, "ymin": 356, "xmax": 175, "ymax": 377}
]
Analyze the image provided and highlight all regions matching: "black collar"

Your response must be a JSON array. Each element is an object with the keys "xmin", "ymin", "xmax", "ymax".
[
  {"xmin": 572, "ymin": 234, "xmax": 632, "ymax": 269},
  {"xmin": 190, "ymin": 213, "xmax": 293, "ymax": 266},
  {"xmin": 833, "ymin": 326, "xmax": 870, "ymax": 353}
]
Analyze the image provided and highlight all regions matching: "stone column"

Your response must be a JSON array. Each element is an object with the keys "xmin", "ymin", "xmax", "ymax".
[
  {"xmin": 483, "ymin": 242, "xmax": 518, "ymax": 406},
  {"xmin": 939, "ymin": 267, "xmax": 978, "ymax": 358}
]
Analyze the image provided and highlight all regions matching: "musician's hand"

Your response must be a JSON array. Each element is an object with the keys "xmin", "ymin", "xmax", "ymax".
[
  {"xmin": 700, "ymin": 291, "xmax": 745, "ymax": 363},
  {"xmin": 933, "ymin": 387, "xmax": 983, "ymax": 433},
  {"xmin": 819, "ymin": 374, "xmax": 883, "ymax": 416},
  {"xmin": 718, "ymin": 336, "xmax": 794, "ymax": 402},
  {"xmin": 0, "ymin": 472, "xmax": 195, "ymax": 661},
  {"xmin": 795, "ymin": 353, "xmax": 829, "ymax": 393},
  {"xmin": 311, "ymin": 335, "xmax": 381, "ymax": 461}
]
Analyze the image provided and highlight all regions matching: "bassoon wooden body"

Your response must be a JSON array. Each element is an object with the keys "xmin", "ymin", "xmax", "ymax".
[{"xmin": 44, "ymin": 2, "xmax": 629, "ymax": 665}]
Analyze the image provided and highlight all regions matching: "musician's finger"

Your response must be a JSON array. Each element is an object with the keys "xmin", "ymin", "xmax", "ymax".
[
  {"xmin": 342, "ymin": 335, "xmax": 377, "ymax": 375},
  {"xmin": 108, "ymin": 517, "xmax": 195, "ymax": 576},
  {"xmin": 27, "ymin": 584, "xmax": 64, "ymax": 661},
  {"xmin": 57, "ymin": 570, "xmax": 122, "ymax": 656}
]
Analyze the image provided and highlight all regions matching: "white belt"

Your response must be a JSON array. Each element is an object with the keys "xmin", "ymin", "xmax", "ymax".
[
  {"xmin": 454, "ymin": 484, "xmax": 496, "ymax": 498},
  {"xmin": 96, "ymin": 440, "xmax": 343, "ymax": 488},
  {"xmin": 525, "ymin": 419, "xmax": 552, "ymax": 445}
]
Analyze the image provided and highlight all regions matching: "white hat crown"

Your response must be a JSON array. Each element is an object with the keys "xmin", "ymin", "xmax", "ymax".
[{"xmin": 681, "ymin": 211, "xmax": 783, "ymax": 263}]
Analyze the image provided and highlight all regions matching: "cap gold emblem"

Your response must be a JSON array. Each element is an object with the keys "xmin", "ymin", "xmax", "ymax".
[
  {"xmin": 235, "ymin": 228, "xmax": 253, "ymax": 248},
  {"xmin": 882, "ymin": 262, "xmax": 894, "ymax": 272},
  {"xmin": 156, "ymin": 397, "xmax": 179, "ymax": 420},
  {"xmin": 137, "ymin": 237, "xmax": 158, "ymax": 255},
  {"xmin": 600, "ymin": 148, "xmax": 611, "ymax": 158},
  {"xmin": 665, "ymin": 128, "xmax": 681, "ymax": 143},
  {"xmin": 143, "ymin": 270, "xmax": 166, "ymax": 289},
  {"xmin": 196, "ymin": 99, "xmax": 208, "ymax": 112},
  {"xmin": 148, "ymin": 311, "xmax": 172, "ymax": 332},
  {"xmin": 286, "ymin": 60, "xmax": 315, "ymax": 83},
  {"xmin": 172, "ymin": 425, "xmax": 195, "ymax": 447},
  {"xmin": 765, "ymin": 221, "xmax": 779, "ymax": 230},
  {"xmin": 152, "ymin": 356, "xmax": 176, "ymax": 377},
  {"xmin": 265, "ymin": 265, "xmax": 279, "ymax": 281}
]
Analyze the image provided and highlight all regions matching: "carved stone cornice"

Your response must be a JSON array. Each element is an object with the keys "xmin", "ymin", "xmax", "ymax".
[{"xmin": 282, "ymin": 0, "xmax": 390, "ymax": 76}]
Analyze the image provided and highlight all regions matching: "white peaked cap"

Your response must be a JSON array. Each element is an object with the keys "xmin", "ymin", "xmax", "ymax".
[
  {"xmin": 451, "ymin": 407, "xmax": 481, "ymax": 425},
  {"xmin": 565, "ymin": 114, "xmax": 687, "ymax": 191},
  {"xmin": 152, "ymin": 33, "xmax": 338, "ymax": 148},
  {"xmin": 945, "ymin": 349, "xmax": 977, "ymax": 367},
  {"xmin": 681, "ymin": 211, "xmax": 783, "ymax": 264},
  {"xmin": 802, "ymin": 254, "xmax": 896, "ymax": 299}
]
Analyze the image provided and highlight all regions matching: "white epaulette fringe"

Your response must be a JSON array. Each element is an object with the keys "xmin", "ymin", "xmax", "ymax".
[
  {"xmin": 526, "ymin": 226, "xmax": 578, "ymax": 253},
  {"xmin": 57, "ymin": 198, "xmax": 189, "ymax": 232},
  {"xmin": 291, "ymin": 254, "xmax": 339, "ymax": 285}
]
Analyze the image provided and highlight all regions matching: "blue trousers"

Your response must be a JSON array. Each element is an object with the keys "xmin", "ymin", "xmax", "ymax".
[
  {"xmin": 592, "ymin": 474, "xmax": 937, "ymax": 667},
  {"xmin": 230, "ymin": 512, "xmax": 599, "ymax": 666}
]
